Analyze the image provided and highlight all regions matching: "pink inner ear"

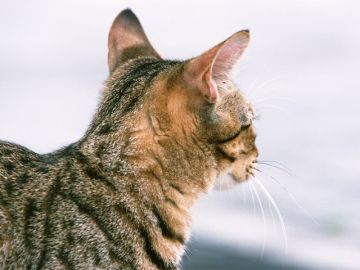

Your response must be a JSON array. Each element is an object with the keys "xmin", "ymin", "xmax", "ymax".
[
  {"xmin": 204, "ymin": 69, "xmax": 218, "ymax": 103},
  {"xmin": 108, "ymin": 9, "xmax": 160, "ymax": 73},
  {"xmin": 211, "ymin": 31, "xmax": 250, "ymax": 83},
  {"xmin": 184, "ymin": 30, "xmax": 249, "ymax": 103}
]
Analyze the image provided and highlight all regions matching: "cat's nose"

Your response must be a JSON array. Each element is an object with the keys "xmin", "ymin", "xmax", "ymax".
[
  {"xmin": 240, "ymin": 113, "xmax": 251, "ymax": 126},
  {"xmin": 240, "ymin": 103, "xmax": 256, "ymax": 126}
]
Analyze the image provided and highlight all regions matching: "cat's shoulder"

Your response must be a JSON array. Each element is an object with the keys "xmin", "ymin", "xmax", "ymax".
[
  {"xmin": 0, "ymin": 140, "xmax": 41, "ymax": 171},
  {"xmin": 0, "ymin": 140, "xmax": 39, "ymax": 157}
]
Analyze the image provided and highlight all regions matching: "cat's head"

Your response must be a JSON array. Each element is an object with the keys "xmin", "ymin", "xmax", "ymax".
[{"xmin": 100, "ymin": 9, "xmax": 257, "ymax": 188}]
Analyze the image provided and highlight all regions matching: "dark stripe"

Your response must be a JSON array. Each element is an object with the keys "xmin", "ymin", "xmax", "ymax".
[
  {"xmin": 113, "ymin": 171, "xmax": 181, "ymax": 269},
  {"xmin": 18, "ymin": 172, "xmax": 30, "ymax": 185},
  {"xmin": 65, "ymin": 231, "xmax": 75, "ymax": 246},
  {"xmin": 96, "ymin": 121, "xmax": 113, "ymax": 135},
  {"xmin": 165, "ymin": 197, "xmax": 180, "ymax": 209},
  {"xmin": 94, "ymin": 142, "xmax": 107, "ymax": 158},
  {"xmin": 37, "ymin": 176, "xmax": 61, "ymax": 270},
  {"xmin": 36, "ymin": 166, "xmax": 49, "ymax": 174},
  {"xmin": 146, "ymin": 171, "xmax": 181, "ymax": 211},
  {"xmin": 151, "ymin": 153, "xmax": 165, "ymax": 173},
  {"xmin": 0, "ymin": 195, "xmax": 9, "ymax": 209},
  {"xmin": 86, "ymin": 59, "xmax": 179, "ymax": 136},
  {"xmin": 2, "ymin": 149, "xmax": 11, "ymax": 155},
  {"xmin": 62, "ymin": 192, "xmax": 115, "ymax": 243},
  {"xmin": 114, "ymin": 204, "xmax": 176, "ymax": 270},
  {"xmin": 75, "ymin": 153, "xmax": 117, "ymax": 192},
  {"xmin": 112, "ymin": 204, "xmax": 140, "ymax": 267},
  {"xmin": 153, "ymin": 208, "xmax": 185, "ymax": 244},
  {"xmin": 4, "ymin": 180, "xmax": 15, "ymax": 195},
  {"xmin": 19, "ymin": 155, "xmax": 32, "ymax": 164},
  {"xmin": 23, "ymin": 198, "xmax": 37, "ymax": 249},
  {"xmin": 169, "ymin": 183, "xmax": 185, "ymax": 195},
  {"xmin": 216, "ymin": 146, "xmax": 236, "ymax": 162},
  {"xmin": 3, "ymin": 161, "xmax": 15, "ymax": 174},
  {"xmin": 139, "ymin": 226, "xmax": 177, "ymax": 270},
  {"xmin": 111, "ymin": 60, "xmax": 171, "ymax": 115},
  {"xmin": 113, "ymin": 203, "xmax": 138, "ymax": 227},
  {"xmin": 58, "ymin": 246, "xmax": 76, "ymax": 270},
  {"xmin": 61, "ymin": 192, "xmax": 136, "ymax": 268},
  {"xmin": 91, "ymin": 246, "xmax": 102, "ymax": 267}
]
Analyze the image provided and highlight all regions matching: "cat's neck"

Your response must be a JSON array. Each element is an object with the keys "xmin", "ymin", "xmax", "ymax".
[
  {"xmin": 79, "ymin": 112, "xmax": 217, "ymax": 202},
  {"xmin": 76, "ymin": 120, "xmax": 217, "ymax": 265}
]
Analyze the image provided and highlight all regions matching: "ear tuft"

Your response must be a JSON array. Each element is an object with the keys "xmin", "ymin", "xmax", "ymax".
[
  {"xmin": 108, "ymin": 9, "xmax": 160, "ymax": 73},
  {"xmin": 116, "ymin": 9, "xmax": 140, "ymax": 27},
  {"xmin": 183, "ymin": 30, "xmax": 250, "ymax": 103}
]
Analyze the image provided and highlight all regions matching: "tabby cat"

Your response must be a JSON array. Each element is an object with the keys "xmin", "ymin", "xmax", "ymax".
[{"xmin": 0, "ymin": 9, "xmax": 258, "ymax": 270}]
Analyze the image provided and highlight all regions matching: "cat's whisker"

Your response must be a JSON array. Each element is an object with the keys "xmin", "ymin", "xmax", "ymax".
[
  {"xmin": 266, "ymin": 192, "xmax": 276, "ymax": 229},
  {"xmin": 246, "ymin": 66, "xmax": 268, "ymax": 99},
  {"xmin": 257, "ymin": 160, "xmax": 292, "ymax": 173},
  {"xmin": 257, "ymin": 162, "xmax": 292, "ymax": 176},
  {"xmin": 249, "ymin": 181, "xmax": 267, "ymax": 257},
  {"xmin": 253, "ymin": 96, "xmax": 297, "ymax": 105},
  {"xmin": 253, "ymin": 114, "xmax": 262, "ymax": 121},
  {"xmin": 251, "ymin": 76, "xmax": 281, "ymax": 94},
  {"xmin": 241, "ymin": 183, "xmax": 247, "ymax": 208},
  {"xmin": 248, "ymin": 182, "xmax": 257, "ymax": 217},
  {"xmin": 255, "ymin": 104, "xmax": 288, "ymax": 113},
  {"xmin": 255, "ymin": 168, "xmax": 319, "ymax": 226},
  {"xmin": 244, "ymin": 64, "xmax": 285, "ymax": 101},
  {"xmin": 253, "ymin": 177, "xmax": 288, "ymax": 253},
  {"xmin": 233, "ymin": 63, "xmax": 249, "ymax": 77},
  {"xmin": 247, "ymin": 76, "xmax": 282, "ymax": 101}
]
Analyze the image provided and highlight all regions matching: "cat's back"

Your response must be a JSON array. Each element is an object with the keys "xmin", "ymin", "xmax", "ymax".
[
  {"xmin": 0, "ymin": 141, "xmax": 45, "ymax": 267},
  {"xmin": 0, "ymin": 140, "xmax": 48, "ymax": 218},
  {"xmin": 0, "ymin": 140, "xmax": 42, "ymax": 181}
]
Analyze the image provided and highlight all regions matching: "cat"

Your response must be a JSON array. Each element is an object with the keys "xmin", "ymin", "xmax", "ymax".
[{"xmin": 0, "ymin": 8, "xmax": 258, "ymax": 270}]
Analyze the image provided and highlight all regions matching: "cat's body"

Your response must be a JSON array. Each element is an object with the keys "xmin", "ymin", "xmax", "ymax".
[{"xmin": 0, "ymin": 9, "xmax": 258, "ymax": 270}]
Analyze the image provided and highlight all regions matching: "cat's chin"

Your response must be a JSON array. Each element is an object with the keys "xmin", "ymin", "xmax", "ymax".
[{"xmin": 213, "ymin": 171, "xmax": 250, "ymax": 191}]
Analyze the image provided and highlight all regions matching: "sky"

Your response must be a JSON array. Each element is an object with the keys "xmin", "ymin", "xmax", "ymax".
[{"xmin": 0, "ymin": 1, "xmax": 359, "ymax": 269}]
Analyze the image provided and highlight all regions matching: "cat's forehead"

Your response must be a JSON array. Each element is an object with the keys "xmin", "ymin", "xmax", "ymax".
[
  {"xmin": 219, "ymin": 83, "xmax": 256, "ymax": 115},
  {"xmin": 220, "ymin": 86, "xmax": 256, "ymax": 125},
  {"xmin": 235, "ymin": 89, "xmax": 256, "ymax": 121}
]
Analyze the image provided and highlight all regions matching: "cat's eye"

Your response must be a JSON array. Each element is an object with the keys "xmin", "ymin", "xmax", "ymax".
[
  {"xmin": 240, "ymin": 123, "xmax": 251, "ymax": 131},
  {"xmin": 218, "ymin": 124, "xmax": 251, "ymax": 144}
]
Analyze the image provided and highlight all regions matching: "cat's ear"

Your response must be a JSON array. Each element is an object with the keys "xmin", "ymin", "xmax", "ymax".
[
  {"xmin": 183, "ymin": 30, "xmax": 250, "ymax": 103},
  {"xmin": 108, "ymin": 9, "xmax": 161, "ymax": 73}
]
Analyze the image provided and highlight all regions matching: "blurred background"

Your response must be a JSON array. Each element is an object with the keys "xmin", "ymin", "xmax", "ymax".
[{"xmin": 0, "ymin": 0, "xmax": 359, "ymax": 269}]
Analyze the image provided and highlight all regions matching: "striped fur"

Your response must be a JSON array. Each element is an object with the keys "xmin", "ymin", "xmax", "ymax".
[{"xmin": 0, "ymin": 9, "xmax": 258, "ymax": 270}]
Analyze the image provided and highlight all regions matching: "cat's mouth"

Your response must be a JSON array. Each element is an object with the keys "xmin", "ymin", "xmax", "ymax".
[
  {"xmin": 214, "ymin": 159, "xmax": 257, "ymax": 191},
  {"xmin": 230, "ymin": 159, "xmax": 257, "ymax": 183}
]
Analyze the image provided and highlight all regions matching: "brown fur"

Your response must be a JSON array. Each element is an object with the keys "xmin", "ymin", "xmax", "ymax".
[{"xmin": 0, "ymin": 9, "xmax": 258, "ymax": 270}]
